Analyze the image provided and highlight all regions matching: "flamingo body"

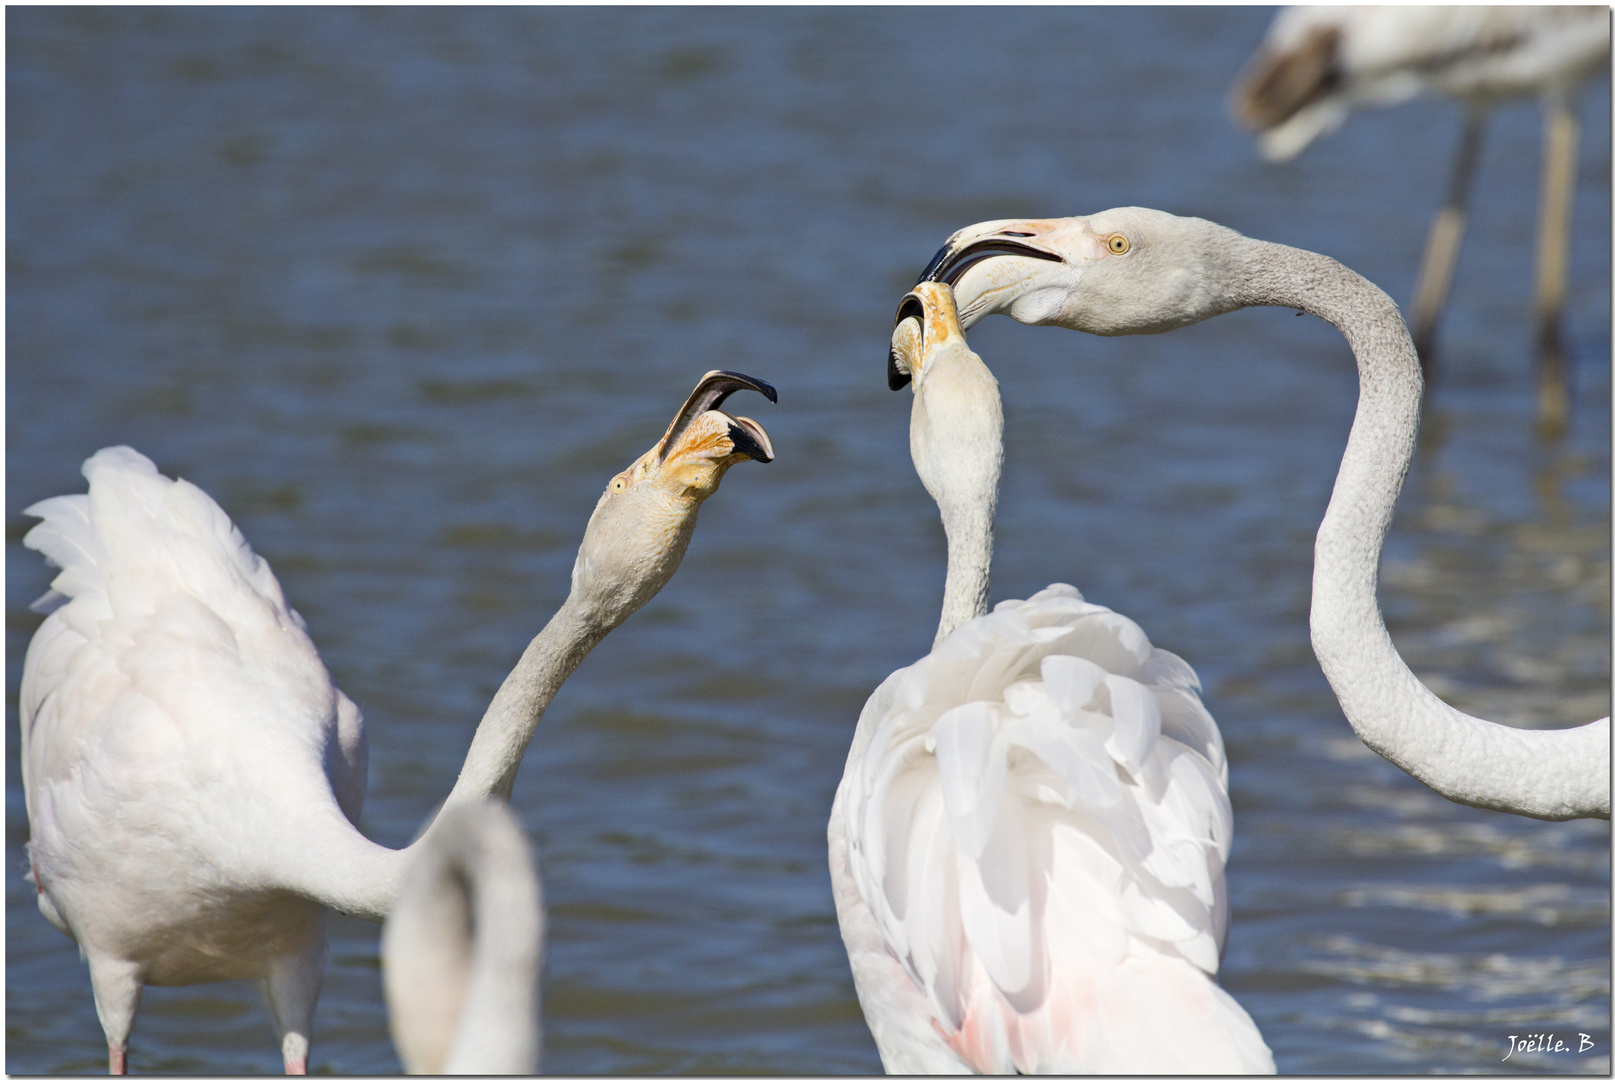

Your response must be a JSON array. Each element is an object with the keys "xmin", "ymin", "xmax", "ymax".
[
  {"xmin": 831, "ymin": 587, "xmax": 1270, "ymax": 1073},
  {"xmin": 22, "ymin": 446, "xmax": 362, "ymax": 1072},
  {"xmin": 833, "ymin": 283, "xmax": 1271, "ymax": 1073}
]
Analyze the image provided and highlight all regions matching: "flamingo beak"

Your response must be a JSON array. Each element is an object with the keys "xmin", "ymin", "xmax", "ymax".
[
  {"xmin": 654, "ymin": 370, "xmax": 778, "ymax": 464},
  {"xmin": 917, "ymin": 226, "xmax": 1064, "ymax": 289},
  {"xmin": 887, "ymin": 284, "xmax": 968, "ymax": 392},
  {"xmin": 887, "ymin": 223, "xmax": 1068, "ymax": 380},
  {"xmin": 721, "ymin": 414, "xmax": 775, "ymax": 464},
  {"xmin": 888, "ymin": 292, "xmax": 927, "ymax": 391}
]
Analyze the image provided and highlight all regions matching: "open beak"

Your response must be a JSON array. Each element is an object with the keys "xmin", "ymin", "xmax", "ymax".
[
  {"xmin": 917, "ymin": 222, "xmax": 1064, "ymax": 288},
  {"xmin": 887, "ymin": 283, "xmax": 967, "ymax": 392},
  {"xmin": 887, "ymin": 221, "xmax": 1068, "ymax": 379},
  {"xmin": 655, "ymin": 369, "xmax": 777, "ymax": 464}
]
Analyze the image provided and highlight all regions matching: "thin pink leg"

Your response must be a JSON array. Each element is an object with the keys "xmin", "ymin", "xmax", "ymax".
[
  {"xmin": 260, "ymin": 939, "xmax": 322, "ymax": 1078},
  {"xmin": 108, "ymin": 1043, "xmax": 127, "ymax": 1075}
]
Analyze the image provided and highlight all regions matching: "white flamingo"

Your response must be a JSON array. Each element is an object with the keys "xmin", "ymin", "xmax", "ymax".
[
  {"xmin": 18, "ymin": 370, "xmax": 775, "ymax": 1074},
  {"xmin": 911, "ymin": 207, "xmax": 1610, "ymax": 822},
  {"xmin": 829, "ymin": 281, "xmax": 1273, "ymax": 1073},
  {"xmin": 382, "ymin": 799, "xmax": 542, "ymax": 1075},
  {"xmin": 1230, "ymin": 6, "xmax": 1610, "ymax": 430}
]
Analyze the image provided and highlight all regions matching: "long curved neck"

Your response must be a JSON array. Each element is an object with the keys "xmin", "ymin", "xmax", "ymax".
[
  {"xmin": 1230, "ymin": 238, "xmax": 1610, "ymax": 820},
  {"xmin": 937, "ymin": 493, "xmax": 995, "ymax": 645},
  {"xmin": 284, "ymin": 593, "xmax": 612, "ymax": 920},
  {"xmin": 443, "ymin": 595, "xmax": 605, "ymax": 806}
]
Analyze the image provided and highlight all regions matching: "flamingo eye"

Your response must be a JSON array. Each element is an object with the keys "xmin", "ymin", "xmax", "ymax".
[
  {"xmin": 610, "ymin": 476, "xmax": 628, "ymax": 493},
  {"xmin": 1107, "ymin": 234, "xmax": 1130, "ymax": 255}
]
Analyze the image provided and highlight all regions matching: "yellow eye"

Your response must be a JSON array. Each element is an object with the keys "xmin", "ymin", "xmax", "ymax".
[
  {"xmin": 1107, "ymin": 234, "xmax": 1130, "ymax": 255},
  {"xmin": 610, "ymin": 477, "xmax": 627, "ymax": 493}
]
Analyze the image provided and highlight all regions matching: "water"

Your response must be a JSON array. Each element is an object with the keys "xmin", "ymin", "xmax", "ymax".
[{"xmin": 6, "ymin": 8, "xmax": 1608, "ymax": 1074}]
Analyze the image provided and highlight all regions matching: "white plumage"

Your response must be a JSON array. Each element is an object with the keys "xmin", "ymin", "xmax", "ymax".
[
  {"xmin": 17, "ymin": 370, "xmax": 775, "ymax": 1074},
  {"xmin": 22, "ymin": 446, "xmax": 363, "ymax": 1074},
  {"xmin": 382, "ymin": 800, "xmax": 543, "ymax": 1075},
  {"xmin": 834, "ymin": 589, "xmax": 1269, "ymax": 1072},
  {"xmin": 912, "ymin": 207, "xmax": 1609, "ymax": 821},
  {"xmin": 830, "ymin": 284, "xmax": 1272, "ymax": 1073}
]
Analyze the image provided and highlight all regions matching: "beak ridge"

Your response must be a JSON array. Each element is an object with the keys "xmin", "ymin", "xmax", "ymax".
[
  {"xmin": 659, "ymin": 370, "xmax": 778, "ymax": 462},
  {"xmin": 918, "ymin": 235, "xmax": 1063, "ymax": 288}
]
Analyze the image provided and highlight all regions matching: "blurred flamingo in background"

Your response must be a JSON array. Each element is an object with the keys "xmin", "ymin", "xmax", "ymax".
[{"xmin": 1230, "ymin": 5, "xmax": 1610, "ymax": 435}]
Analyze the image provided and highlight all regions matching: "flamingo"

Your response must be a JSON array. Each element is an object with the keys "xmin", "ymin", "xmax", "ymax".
[
  {"xmin": 829, "ymin": 281, "xmax": 1274, "ymax": 1072},
  {"xmin": 382, "ymin": 799, "xmax": 542, "ymax": 1075},
  {"xmin": 1230, "ymin": 6, "xmax": 1610, "ymax": 433},
  {"xmin": 18, "ymin": 370, "xmax": 775, "ymax": 1073},
  {"xmin": 911, "ymin": 207, "xmax": 1610, "ymax": 821}
]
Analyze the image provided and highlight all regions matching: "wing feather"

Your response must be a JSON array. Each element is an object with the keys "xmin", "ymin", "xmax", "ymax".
[
  {"xmin": 19, "ymin": 448, "xmax": 366, "ymax": 869},
  {"xmin": 836, "ymin": 584, "xmax": 1272, "ymax": 1072}
]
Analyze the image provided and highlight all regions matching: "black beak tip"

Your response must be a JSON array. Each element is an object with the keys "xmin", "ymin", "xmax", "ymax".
[
  {"xmin": 917, "ymin": 240, "xmax": 955, "ymax": 286},
  {"xmin": 887, "ymin": 293, "xmax": 924, "ymax": 391},
  {"xmin": 727, "ymin": 422, "xmax": 774, "ymax": 464},
  {"xmin": 708, "ymin": 370, "xmax": 777, "ymax": 406}
]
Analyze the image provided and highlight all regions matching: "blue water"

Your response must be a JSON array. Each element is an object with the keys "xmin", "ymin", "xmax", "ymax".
[{"xmin": 7, "ymin": 8, "xmax": 1609, "ymax": 1074}]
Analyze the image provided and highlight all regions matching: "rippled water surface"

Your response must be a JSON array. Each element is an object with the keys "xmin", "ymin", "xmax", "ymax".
[{"xmin": 7, "ymin": 8, "xmax": 1609, "ymax": 1075}]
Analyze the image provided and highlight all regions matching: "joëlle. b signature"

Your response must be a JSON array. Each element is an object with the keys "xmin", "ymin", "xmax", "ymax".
[{"xmin": 1503, "ymin": 1033, "xmax": 1596, "ymax": 1061}]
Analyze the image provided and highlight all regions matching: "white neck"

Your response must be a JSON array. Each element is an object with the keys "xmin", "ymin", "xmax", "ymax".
[
  {"xmin": 282, "ymin": 593, "xmax": 614, "ymax": 920},
  {"xmin": 937, "ymin": 498, "xmax": 994, "ymax": 645},
  {"xmin": 444, "ymin": 596, "xmax": 605, "ymax": 805},
  {"xmin": 1229, "ymin": 237, "xmax": 1610, "ymax": 820},
  {"xmin": 910, "ymin": 341, "xmax": 1004, "ymax": 645}
]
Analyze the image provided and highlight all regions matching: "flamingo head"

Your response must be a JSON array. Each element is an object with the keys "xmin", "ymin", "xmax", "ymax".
[
  {"xmin": 906, "ymin": 207, "xmax": 1246, "ymax": 355},
  {"xmin": 571, "ymin": 370, "xmax": 775, "ymax": 628},
  {"xmin": 887, "ymin": 281, "xmax": 971, "ymax": 392}
]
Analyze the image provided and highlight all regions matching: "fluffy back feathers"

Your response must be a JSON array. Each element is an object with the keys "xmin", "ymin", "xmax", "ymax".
[{"xmin": 841, "ymin": 584, "xmax": 1238, "ymax": 1070}]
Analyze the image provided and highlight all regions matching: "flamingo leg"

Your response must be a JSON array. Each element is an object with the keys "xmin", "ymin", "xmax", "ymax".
[
  {"xmin": 1410, "ymin": 106, "xmax": 1485, "ymax": 380},
  {"xmin": 258, "ymin": 934, "xmax": 326, "ymax": 1076},
  {"xmin": 1533, "ymin": 91, "xmax": 1578, "ymax": 438},
  {"xmin": 87, "ymin": 956, "xmax": 141, "ymax": 1076}
]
